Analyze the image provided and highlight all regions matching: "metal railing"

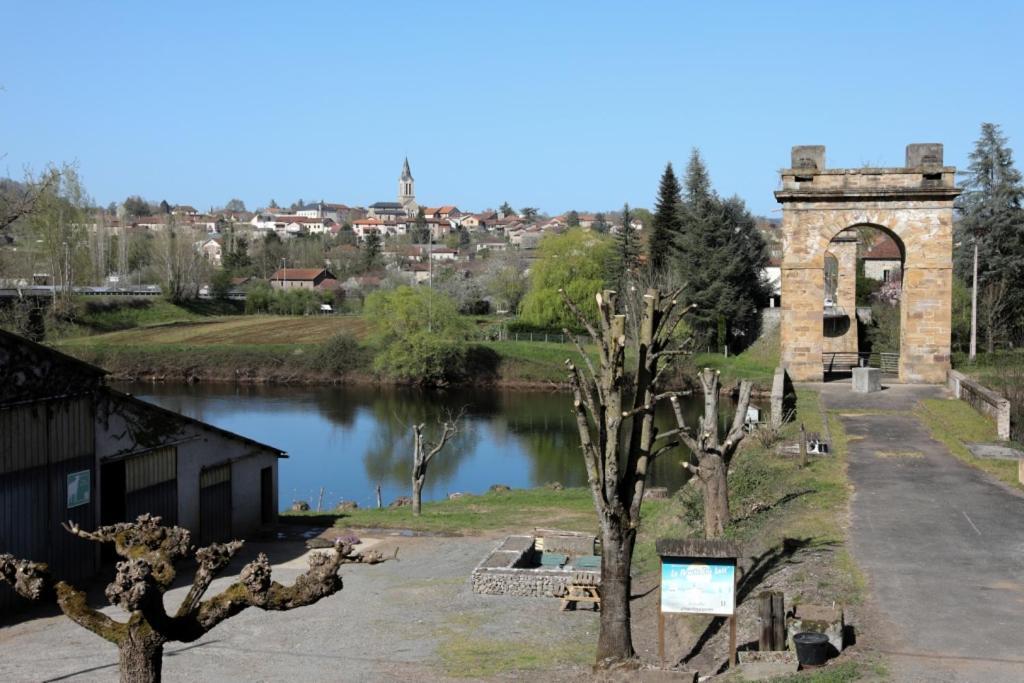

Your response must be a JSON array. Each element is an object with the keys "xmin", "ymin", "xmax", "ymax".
[{"xmin": 823, "ymin": 351, "xmax": 899, "ymax": 374}]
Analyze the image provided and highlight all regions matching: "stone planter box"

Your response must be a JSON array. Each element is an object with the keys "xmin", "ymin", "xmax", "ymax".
[{"xmin": 471, "ymin": 534, "xmax": 601, "ymax": 599}]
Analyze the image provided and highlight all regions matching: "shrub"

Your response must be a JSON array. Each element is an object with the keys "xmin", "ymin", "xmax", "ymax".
[
  {"xmin": 372, "ymin": 330, "xmax": 467, "ymax": 384},
  {"xmin": 311, "ymin": 333, "xmax": 366, "ymax": 376}
]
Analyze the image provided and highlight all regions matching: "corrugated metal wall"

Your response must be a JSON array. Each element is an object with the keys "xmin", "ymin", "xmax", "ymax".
[
  {"xmin": 199, "ymin": 463, "xmax": 232, "ymax": 545},
  {"xmin": 0, "ymin": 398, "xmax": 97, "ymax": 612},
  {"xmin": 125, "ymin": 446, "xmax": 178, "ymax": 525}
]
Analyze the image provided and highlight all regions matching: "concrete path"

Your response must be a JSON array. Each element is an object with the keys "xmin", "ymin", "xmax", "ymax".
[{"xmin": 814, "ymin": 382, "xmax": 1024, "ymax": 682}]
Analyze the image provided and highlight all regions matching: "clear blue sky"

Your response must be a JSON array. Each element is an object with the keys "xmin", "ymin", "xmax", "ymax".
[{"xmin": 1, "ymin": 1, "xmax": 1020, "ymax": 216}]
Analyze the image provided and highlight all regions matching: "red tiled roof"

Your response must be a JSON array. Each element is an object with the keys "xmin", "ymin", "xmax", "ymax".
[
  {"xmin": 863, "ymin": 233, "xmax": 902, "ymax": 260},
  {"xmin": 269, "ymin": 268, "xmax": 332, "ymax": 281}
]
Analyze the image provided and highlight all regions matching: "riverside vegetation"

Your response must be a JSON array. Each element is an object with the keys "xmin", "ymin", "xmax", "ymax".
[{"xmin": 46, "ymin": 293, "xmax": 781, "ymax": 389}]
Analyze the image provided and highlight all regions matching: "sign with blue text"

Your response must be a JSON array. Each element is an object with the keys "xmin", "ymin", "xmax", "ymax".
[
  {"xmin": 660, "ymin": 557, "xmax": 736, "ymax": 615},
  {"xmin": 67, "ymin": 470, "xmax": 91, "ymax": 509}
]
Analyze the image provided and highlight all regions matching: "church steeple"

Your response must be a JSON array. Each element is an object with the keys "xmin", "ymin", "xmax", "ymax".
[{"xmin": 398, "ymin": 157, "xmax": 416, "ymax": 212}]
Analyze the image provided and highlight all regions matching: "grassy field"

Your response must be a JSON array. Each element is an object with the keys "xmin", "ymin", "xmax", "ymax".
[
  {"xmin": 57, "ymin": 313, "xmax": 367, "ymax": 346},
  {"xmin": 60, "ymin": 298, "xmax": 243, "ymax": 336},
  {"xmin": 284, "ymin": 486, "xmax": 602, "ymax": 535},
  {"xmin": 692, "ymin": 323, "xmax": 780, "ymax": 387},
  {"xmin": 52, "ymin": 305, "xmax": 781, "ymax": 390},
  {"xmin": 916, "ymin": 397, "xmax": 1023, "ymax": 491}
]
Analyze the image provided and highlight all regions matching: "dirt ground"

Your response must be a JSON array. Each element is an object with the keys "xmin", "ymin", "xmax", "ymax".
[
  {"xmin": 0, "ymin": 528, "xmax": 600, "ymax": 682},
  {"xmin": 1, "ymin": 521, "xmax": 880, "ymax": 682}
]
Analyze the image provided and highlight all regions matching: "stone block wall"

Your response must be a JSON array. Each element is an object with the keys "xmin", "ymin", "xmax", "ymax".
[
  {"xmin": 471, "ymin": 535, "xmax": 600, "ymax": 599},
  {"xmin": 775, "ymin": 145, "xmax": 960, "ymax": 384},
  {"xmin": 781, "ymin": 267, "xmax": 825, "ymax": 381},
  {"xmin": 948, "ymin": 370, "xmax": 1011, "ymax": 440}
]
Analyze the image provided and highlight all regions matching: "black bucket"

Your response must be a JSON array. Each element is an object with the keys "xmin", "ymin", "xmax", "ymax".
[{"xmin": 794, "ymin": 631, "xmax": 831, "ymax": 666}]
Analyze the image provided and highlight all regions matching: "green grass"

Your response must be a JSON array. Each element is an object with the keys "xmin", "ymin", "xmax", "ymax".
[
  {"xmin": 916, "ymin": 398, "xmax": 1023, "ymax": 491},
  {"xmin": 436, "ymin": 612, "xmax": 594, "ymax": 678},
  {"xmin": 284, "ymin": 486, "xmax": 599, "ymax": 535},
  {"xmin": 57, "ymin": 313, "xmax": 366, "ymax": 346},
  {"xmin": 58, "ymin": 298, "xmax": 243, "ymax": 337},
  {"xmin": 693, "ymin": 323, "xmax": 780, "ymax": 387},
  {"xmin": 479, "ymin": 339, "xmax": 594, "ymax": 384},
  {"xmin": 756, "ymin": 658, "xmax": 886, "ymax": 682}
]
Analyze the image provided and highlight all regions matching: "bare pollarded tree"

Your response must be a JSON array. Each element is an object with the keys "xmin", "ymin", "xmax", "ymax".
[
  {"xmin": 411, "ymin": 408, "xmax": 465, "ymax": 515},
  {"xmin": 560, "ymin": 286, "xmax": 695, "ymax": 666},
  {"xmin": 0, "ymin": 514, "xmax": 389, "ymax": 682},
  {"xmin": 671, "ymin": 368, "xmax": 753, "ymax": 539}
]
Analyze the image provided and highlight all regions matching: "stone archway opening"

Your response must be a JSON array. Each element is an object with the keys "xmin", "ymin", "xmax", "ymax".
[
  {"xmin": 775, "ymin": 144, "xmax": 960, "ymax": 383},
  {"xmin": 821, "ymin": 225, "xmax": 906, "ymax": 380}
]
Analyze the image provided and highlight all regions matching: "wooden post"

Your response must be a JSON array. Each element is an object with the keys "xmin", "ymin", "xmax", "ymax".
[
  {"xmin": 316, "ymin": 486, "xmax": 325, "ymax": 513},
  {"xmin": 728, "ymin": 615, "xmax": 737, "ymax": 668},
  {"xmin": 799, "ymin": 423, "xmax": 807, "ymax": 467},
  {"xmin": 376, "ymin": 482, "xmax": 382, "ymax": 509},
  {"xmin": 772, "ymin": 591, "xmax": 785, "ymax": 648},
  {"xmin": 758, "ymin": 590, "xmax": 786, "ymax": 651},
  {"xmin": 657, "ymin": 557, "xmax": 666, "ymax": 667}
]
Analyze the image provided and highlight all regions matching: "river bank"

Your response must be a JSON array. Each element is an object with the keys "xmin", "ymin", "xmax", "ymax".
[{"xmin": 48, "ymin": 310, "xmax": 779, "ymax": 389}]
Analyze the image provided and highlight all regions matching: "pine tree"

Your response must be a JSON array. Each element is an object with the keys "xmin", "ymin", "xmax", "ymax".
[
  {"xmin": 412, "ymin": 206, "xmax": 429, "ymax": 243},
  {"xmin": 675, "ymin": 149, "xmax": 769, "ymax": 352},
  {"xmin": 606, "ymin": 203, "xmax": 640, "ymax": 288},
  {"xmin": 648, "ymin": 162, "xmax": 683, "ymax": 277},
  {"xmin": 955, "ymin": 122, "xmax": 1024, "ymax": 348},
  {"xmin": 361, "ymin": 230, "xmax": 382, "ymax": 272}
]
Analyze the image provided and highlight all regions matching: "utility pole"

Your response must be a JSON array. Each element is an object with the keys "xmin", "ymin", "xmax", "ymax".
[
  {"xmin": 970, "ymin": 237, "xmax": 978, "ymax": 361},
  {"xmin": 428, "ymin": 225, "xmax": 433, "ymax": 333}
]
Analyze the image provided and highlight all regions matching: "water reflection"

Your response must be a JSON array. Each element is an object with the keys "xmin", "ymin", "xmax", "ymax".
[{"xmin": 117, "ymin": 382, "xmax": 743, "ymax": 511}]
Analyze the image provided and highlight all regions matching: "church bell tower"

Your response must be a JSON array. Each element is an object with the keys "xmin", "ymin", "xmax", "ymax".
[{"xmin": 398, "ymin": 157, "xmax": 416, "ymax": 212}]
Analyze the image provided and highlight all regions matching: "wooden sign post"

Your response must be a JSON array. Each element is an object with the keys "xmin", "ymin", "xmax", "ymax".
[{"xmin": 656, "ymin": 538, "xmax": 741, "ymax": 669}]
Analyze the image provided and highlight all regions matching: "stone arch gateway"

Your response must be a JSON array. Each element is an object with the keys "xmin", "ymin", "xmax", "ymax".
[{"xmin": 774, "ymin": 144, "xmax": 961, "ymax": 383}]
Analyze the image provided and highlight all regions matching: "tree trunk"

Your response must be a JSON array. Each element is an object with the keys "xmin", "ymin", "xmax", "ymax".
[
  {"xmin": 595, "ymin": 521, "xmax": 636, "ymax": 665},
  {"xmin": 412, "ymin": 475, "xmax": 424, "ymax": 516},
  {"xmin": 702, "ymin": 457, "xmax": 729, "ymax": 539},
  {"xmin": 118, "ymin": 629, "xmax": 164, "ymax": 683}
]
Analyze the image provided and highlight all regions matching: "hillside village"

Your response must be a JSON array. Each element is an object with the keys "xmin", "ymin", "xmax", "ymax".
[{"xmin": 0, "ymin": 157, "xmax": 800, "ymax": 311}]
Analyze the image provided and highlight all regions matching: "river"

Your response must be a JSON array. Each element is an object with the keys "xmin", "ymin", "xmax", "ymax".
[{"xmin": 119, "ymin": 383, "xmax": 748, "ymax": 511}]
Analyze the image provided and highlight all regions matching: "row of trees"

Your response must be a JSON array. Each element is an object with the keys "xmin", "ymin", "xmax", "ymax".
[
  {"xmin": 648, "ymin": 152, "xmax": 770, "ymax": 352},
  {"xmin": 954, "ymin": 122, "xmax": 1024, "ymax": 353}
]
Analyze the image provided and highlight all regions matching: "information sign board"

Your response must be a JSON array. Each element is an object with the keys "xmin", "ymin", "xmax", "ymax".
[
  {"xmin": 660, "ymin": 556, "xmax": 736, "ymax": 615},
  {"xmin": 67, "ymin": 470, "xmax": 91, "ymax": 509}
]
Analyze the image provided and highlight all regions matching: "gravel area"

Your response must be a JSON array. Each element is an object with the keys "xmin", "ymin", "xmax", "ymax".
[{"xmin": 0, "ymin": 532, "xmax": 599, "ymax": 682}]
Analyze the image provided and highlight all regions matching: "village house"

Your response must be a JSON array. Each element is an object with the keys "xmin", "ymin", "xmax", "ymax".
[
  {"xmin": 861, "ymin": 232, "xmax": 903, "ymax": 281},
  {"xmin": 198, "ymin": 237, "xmax": 223, "ymax": 266},
  {"xmin": 352, "ymin": 218, "xmax": 408, "ymax": 242},
  {"xmin": 474, "ymin": 236, "xmax": 509, "ymax": 252},
  {"xmin": 269, "ymin": 267, "xmax": 337, "ymax": 290},
  {"xmin": 171, "ymin": 204, "xmax": 198, "ymax": 216},
  {"xmin": 0, "ymin": 330, "xmax": 285, "ymax": 613}
]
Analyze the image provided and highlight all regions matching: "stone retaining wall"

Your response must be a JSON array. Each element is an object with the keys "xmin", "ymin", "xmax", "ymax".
[{"xmin": 948, "ymin": 369, "xmax": 1011, "ymax": 440}]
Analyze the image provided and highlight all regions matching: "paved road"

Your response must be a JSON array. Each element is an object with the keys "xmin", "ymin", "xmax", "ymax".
[{"xmin": 816, "ymin": 383, "xmax": 1024, "ymax": 682}]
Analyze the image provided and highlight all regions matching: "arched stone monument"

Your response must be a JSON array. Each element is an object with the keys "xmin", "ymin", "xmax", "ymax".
[{"xmin": 774, "ymin": 144, "xmax": 961, "ymax": 383}]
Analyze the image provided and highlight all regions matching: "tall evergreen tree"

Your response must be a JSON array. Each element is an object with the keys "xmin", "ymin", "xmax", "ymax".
[
  {"xmin": 675, "ymin": 149, "xmax": 769, "ymax": 352},
  {"xmin": 955, "ymin": 122, "xmax": 1024, "ymax": 348},
  {"xmin": 647, "ymin": 162, "xmax": 683, "ymax": 277},
  {"xmin": 361, "ymin": 230, "xmax": 383, "ymax": 272},
  {"xmin": 606, "ymin": 203, "xmax": 640, "ymax": 288},
  {"xmin": 412, "ymin": 206, "xmax": 429, "ymax": 243}
]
